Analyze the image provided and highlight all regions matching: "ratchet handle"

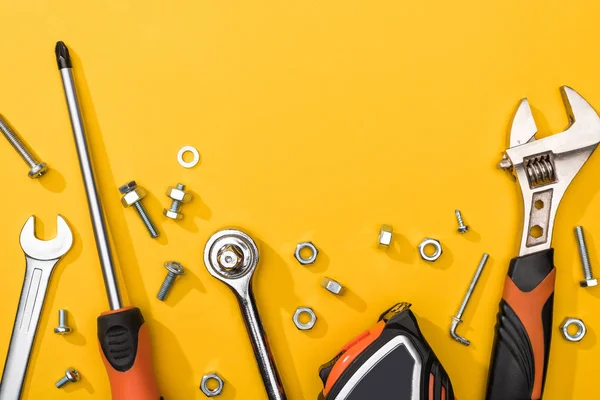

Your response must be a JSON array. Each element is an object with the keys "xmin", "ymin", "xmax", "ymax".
[
  {"xmin": 98, "ymin": 307, "xmax": 162, "ymax": 400},
  {"xmin": 486, "ymin": 249, "xmax": 555, "ymax": 400}
]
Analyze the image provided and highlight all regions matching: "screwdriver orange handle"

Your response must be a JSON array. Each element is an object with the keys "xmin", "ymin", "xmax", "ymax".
[
  {"xmin": 98, "ymin": 307, "xmax": 162, "ymax": 400},
  {"xmin": 486, "ymin": 249, "xmax": 555, "ymax": 400}
]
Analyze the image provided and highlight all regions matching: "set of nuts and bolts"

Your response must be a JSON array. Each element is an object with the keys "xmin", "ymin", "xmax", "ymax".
[{"xmin": 119, "ymin": 181, "xmax": 193, "ymax": 238}]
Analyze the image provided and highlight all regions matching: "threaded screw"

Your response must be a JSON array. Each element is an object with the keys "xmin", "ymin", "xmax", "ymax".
[
  {"xmin": 575, "ymin": 226, "xmax": 598, "ymax": 287},
  {"xmin": 163, "ymin": 183, "xmax": 192, "ymax": 220},
  {"xmin": 0, "ymin": 114, "xmax": 48, "ymax": 178},
  {"xmin": 119, "ymin": 181, "xmax": 159, "ymax": 238},
  {"xmin": 455, "ymin": 209, "xmax": 469, "ymax": 233},
  {"xmin": 54, "ymin": 309, "xmax": 72, "ymax": 335},
  {"xmin": 157, "ymin": 261, "xmax": 185, "ymax": 300},
  {"xmin": 55, "ymin": 368, "xmax": 80, "ymax": 388}
]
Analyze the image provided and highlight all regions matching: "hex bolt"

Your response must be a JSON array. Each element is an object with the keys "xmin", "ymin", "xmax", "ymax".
[
  {"xmin": 119, "ymin": 181, "xmax": 159, "ymax": 238},
  {"xmin": 455, "ymin": 209, "xmax": 469, "ymax": 233},
  {"xmin": 54, "ymin": 309, "xmax": 72, "ymax": 335},
  {"xmin": 163, "ymin": 183, "xmax": 192, "ymax": 220},
  {"xmin": 575, "ymin": 226, "xmax": 598, "ymax": 287},
  {"xmin": 0, "ymin": 114, "xmax": 48, "ymax": 179},
  {"xmin": 450, "ymin": 253, "xmax": 489, "ymax": 346},
  {"xmin": 55, "ymin": 368, "xmax": 80, "ymax": 389},
  {"xmin": 157, "ymin": 261, "xmax": 185, "ymax": 301}
]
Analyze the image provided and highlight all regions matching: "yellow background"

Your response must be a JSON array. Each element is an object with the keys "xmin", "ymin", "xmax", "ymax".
[{"xmin": 0, "ymin": 0, "xmax": 599, "ymax": 398}]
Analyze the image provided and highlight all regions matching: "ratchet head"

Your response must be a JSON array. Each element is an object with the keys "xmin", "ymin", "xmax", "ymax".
[
  {"xmin": 19, "ymin": 215, "xmax": 73, "ymax": 261},
  {"xmin": 203, "ymin": 229, "xmax": 259, "ymax": 296},
  {"xmin": 500, "ymin": 86, "xmax": 600, "ymax": 255}
]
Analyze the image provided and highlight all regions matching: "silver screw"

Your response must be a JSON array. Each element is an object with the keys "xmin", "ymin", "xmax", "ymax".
[
  {"xmin": 55, "ymin": 368, "xmax": 80, "ymax": 388},
  {"xmin": 119, "ymin": 181, "xmax": 159, "ymax": 238},
  {"xmin": 157, "ymin": 261, "xmax": 185, "ymax": 300},
  {"xmin": 575, "ymin": 226, "xmax": 598, "ymax": 287},
  {"xmin": 450, "ymin": 253, "xmax": 489, "ymax": 346},
  {"xmin": 0, "ymin": 114, "xmax": 48, "ymax": 179},
  {"xmin": 54, "ymin": 309, "xmax": 72, "ymax": 335},
  {"xmin": 455, "ymin": 209, "xmax": 469, "ymax": 233}
]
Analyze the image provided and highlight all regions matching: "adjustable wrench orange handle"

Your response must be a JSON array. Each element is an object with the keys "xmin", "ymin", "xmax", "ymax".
[
  {"xmin": 486, "ymin": 249, "xmax": 555, "ymax": 400},
  {"xmin": 98, "ymin": 307, "xmax": 162, "ymax": 400}
]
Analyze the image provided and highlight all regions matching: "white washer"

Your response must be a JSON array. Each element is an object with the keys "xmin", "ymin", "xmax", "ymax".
[{"xmin": 177, "ymin": 146, "xmax": 200, "ymax": 168}]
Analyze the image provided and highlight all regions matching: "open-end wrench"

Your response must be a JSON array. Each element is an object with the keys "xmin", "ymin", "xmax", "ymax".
[
  {"xmin": 487, "ymin": 87, "xmax": 600, "ymax": 400},
  {"xmin": 0, "ymin": 216, "xmax": 73, "ymax": 400},
  {"xmin": 204, "ymin": 229, "xmax": 287, "ymax": 400}
]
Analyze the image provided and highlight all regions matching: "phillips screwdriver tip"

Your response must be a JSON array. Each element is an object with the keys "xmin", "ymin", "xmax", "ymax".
[{"xmin": 55, "ymin": 41, "xmax": 72, "ymax": 70}]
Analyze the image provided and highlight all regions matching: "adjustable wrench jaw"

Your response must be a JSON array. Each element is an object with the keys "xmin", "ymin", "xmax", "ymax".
[{"xmin": 500, "ymin": 86, "xmax": 600, "ymax": 256}]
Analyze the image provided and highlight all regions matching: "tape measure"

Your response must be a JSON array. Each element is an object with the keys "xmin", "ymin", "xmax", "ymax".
[{"xmin": 318, "ymin": 303, "xmax": 455, "ymax": 400}]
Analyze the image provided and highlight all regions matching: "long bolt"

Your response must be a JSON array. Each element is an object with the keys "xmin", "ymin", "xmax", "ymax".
[
  {"xmin": 455, "ymin": 209, "xmax": 469, "ymax": 233},
  {"xmin": 0, "ymin": 114, "xmax": 48, "ymax": 178},
  {"xmin": 575, "ymin": 226, "xmax": 598, "ymax": 287},
  {"xmin": 55, "ymin": 368, "xmax": 80, "ymax": 388},
  {"xmin": 157, "ymin": 261, "xmax": 185, "ymax": 301},
  {"xmin": 450, "ymin": 253, "xmax": 489, "ymax": 346},
  {"xmin": 54, "ymin": 309, "xmax": 72, "ymax": 335},
  {"xmin": 119, "ymin": 181, "xmax": 159, "ymax": 238}
]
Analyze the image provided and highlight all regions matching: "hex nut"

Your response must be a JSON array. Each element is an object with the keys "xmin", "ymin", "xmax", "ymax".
[
  {"xmin": 560, "ymin": 317, "xmax": 586, "ymax": 342},
  {"xmin": 580, "ymin": 278, "xmax": 598, "ymax": 288},
  {"xmin": 166, "ymin": 186, "xmax": 192, "ymax": 203},
  {"xmin": 293, "ymin": 307, "xmax": 317, "ymax": 330},
  {"xmin": 294, "ymin": 242, "xmax": 318, "ymax": 265},
  {"xmin": 120, "ymin": 187, "xmax": 147, "ymax": 207},
  {"xmin": 200, "ymin": 373, "xmax": 224, "ymax": 397},
  {"xmin": 321, "ymin": 277, "xmax": 344, "ymax": 295},
  {"xmin": 418, "ymin": 238, "xmax": 443, "ymax": 262},
  {"xmin": 378, "ymin": 225, "xmax": 393, "ymax": 249},
  {"xmin": 163, "ymin": 209, "xmax": 184, "ymax": 220}
]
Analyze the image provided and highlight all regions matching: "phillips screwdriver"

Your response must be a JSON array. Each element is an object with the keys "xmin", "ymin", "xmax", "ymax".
[{"xmin": 55, "ymin": 41, "xmax": 162, "ymax": 400}]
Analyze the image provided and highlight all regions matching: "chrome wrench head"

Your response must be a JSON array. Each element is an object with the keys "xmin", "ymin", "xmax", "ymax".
[
  {"xmin": 204, "ymin": 229, "xmax": 259, "ymax": 296},
  {"xmin": 20, "ymin": 215, "xmax": 73, "ymax": 261},
  {"xmin": 500, "ymin": 86, "xmax": 600, "ymax": 255}
]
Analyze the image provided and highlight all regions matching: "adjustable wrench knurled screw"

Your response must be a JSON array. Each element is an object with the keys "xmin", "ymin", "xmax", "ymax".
[
  {"xmin": 575, "ymin": 226, "xmax": 597, "ymax": 287},
  {"xmin": 55, "ymin": 368, "xmax": 80, "ymax": 389},
  {"xmin": 204, "ymin": 229, "xmax": 286, "ymax": 400},
  {"xmin": 0, "ymin": 114, "xmax": 48, "ymax": 179},
  {"xmin": 157, "ymin": 261, "xmax": 185, "ymax": 300},
  {"xmin": 119, "ymin": 181, "xmax": 159, "ymax": 238}
]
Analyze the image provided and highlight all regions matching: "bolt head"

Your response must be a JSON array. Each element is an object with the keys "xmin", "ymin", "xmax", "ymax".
[
  {"xmin": 378, "ymin": 225, "xmax": 393, "ymax": 249},
  {"xmin": 65, "ymin": 368, "xmax": 80, "ymax": 383},
  {"xmin": 121, "ymin": 186, "xmax": 147, "ymax": 207},
  {"xmin": 54, "ymin": 326, "xmax": 71, "ymax": 335},
  {"xmin": 164, "ymin": 261, "xmax": 185, "ymax": 275},
  {"xmin": 163, "ymin": 209, "xmax": 184, "ymax": 220},
  {"xmin": 166, "ymin": 186, "xmax": 192, "ymax": 203},
  {"xmin": 580, "ymin": 278, "xmax": 598, "ymax": 287},
  {"xmin": 457, "ymin": 225, "xmax": 469, "ymax": 233},
  {"xmin": 119, "ymin": 181, "xmax": 138, "ymax": 194},
  {"xmin": 28, "ymin": 162, "xmax": 48, "ymax": 179},
  {"xmin": 217, "ymin": 245, "xmax": 244, "ymax": 270},
  {"xmin": 321, "ymin": 277, "xmax": 343, "ymax": 295}
]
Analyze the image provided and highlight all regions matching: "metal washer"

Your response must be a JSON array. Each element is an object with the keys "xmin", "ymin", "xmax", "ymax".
[{"xmin": 177, "ymin": 145, "xmax": 200, "ymax": 168}]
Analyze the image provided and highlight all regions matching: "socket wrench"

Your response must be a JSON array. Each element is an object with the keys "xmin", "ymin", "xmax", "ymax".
[
  {"xmin": 204, "ymin": 229, "xmax": 286, "ymax": 400},
  {"xmin": 0, "ymin": 216, "xmax": 73, "ymax": 400}
]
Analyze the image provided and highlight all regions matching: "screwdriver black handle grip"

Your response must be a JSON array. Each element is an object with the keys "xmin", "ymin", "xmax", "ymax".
[
  {"xmin": 486, "ymin": 249, "xmax": 555, "ymax": 400},
  {"xmin": 98, "ymin": 307, "xmax": 162, "ymax": 400}
]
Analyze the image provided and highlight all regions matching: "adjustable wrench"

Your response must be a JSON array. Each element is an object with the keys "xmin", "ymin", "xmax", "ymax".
[
  {"xmin": 0, "ymin": 216, "xmax": 73, "ymax": 400},
  {"xmin": 204, "ymin": 229, "xmax": 287, "ymax": 400},
  {"xmin": 486, "ymin": 87, "xmax": 600, "ymax": 400}
]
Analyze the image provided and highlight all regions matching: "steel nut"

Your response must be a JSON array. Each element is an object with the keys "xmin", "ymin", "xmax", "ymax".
[
  {"xmin": 293, "ymin": 307, "xmax": 317, "ymax": 330},
  {"xmin": 120, "ymin": 187, "xmax": 147, "ymax": 207},
  {"xmin": 561, "ymin": 317, "xmax": 586, "ymax": 342},
  {"xmin": 294, "ymin": 242, "xmax": 318, "ymax": 265},
  {"xmin": 580, "ymin": 278, "xmax": 598, "ymax": 288},
  {"xmin": 418, "ymin": 238, "xmax": 443, "ymax": 262},
  {"xmin": 200, "ymin": 373, "xmax": 224, "ymax": 397},
  {"xmin": 163, "ymin": 209, "xmax": 184, "ymax": 220},
  {"xmin": 378, "ymin": 224, "xmax": 393, "ymax": 249},
  {"xmin": 321, "ymin": 277, "xmax": 344, "ymax": 295},
  {"xmin": 166, "ymin": 186, "xmax": 192, "ymax": 202}
]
